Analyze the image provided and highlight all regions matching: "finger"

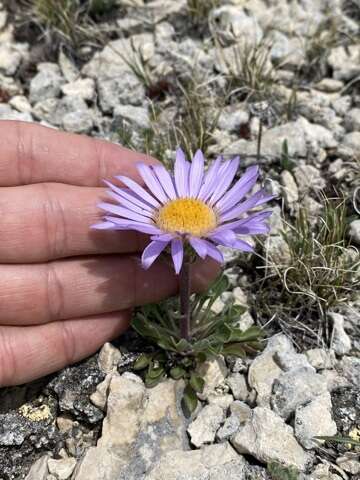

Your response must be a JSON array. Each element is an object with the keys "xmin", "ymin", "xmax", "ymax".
[
  {"xmin": 0, "ymin": 311, "xmax": 131, "ymax": 387},
  {"xmin": 0, "ymin": 183, "xmax": 148, "ymax": 263},
  {"xmin": 0, "ymin": 256, "xmax": 219, "ymax": 325},
  {"xmin": 0, "ymin": 120, "xmax": 158, "ymax": 187}
]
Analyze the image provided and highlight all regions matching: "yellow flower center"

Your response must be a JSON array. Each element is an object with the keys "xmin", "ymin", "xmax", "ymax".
[{"xmin": 156, "ymin": 198, "xmax": 217, "ymax": 237}]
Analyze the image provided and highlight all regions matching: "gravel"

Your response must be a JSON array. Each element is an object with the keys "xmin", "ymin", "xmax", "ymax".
[{"xmin": 0, "ymin": 1, "xmax": 359, "ymax": 478}]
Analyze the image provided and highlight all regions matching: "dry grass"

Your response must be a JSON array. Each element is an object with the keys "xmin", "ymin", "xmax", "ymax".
[
  {"xmin": 300, "ymin": 16, "xmax": 345, "ymax": 81},
  {"xmin": 7, "ymin": 0, "xmax": 118, "ymax": 51},
  {"xmin": 215, "ymin": 38, "xmax": 276, "ymax": 103},
  {"xmin": 171, "ymin": 76, "xmax": 222, "ymax": 160},
  {"xmin": 117, "ymin": 58, "xmax": 222, "ymax": 164},
  {"xmin": 253, "ymin": 197, "xmax": 359, "ymax": 345},
  {"xmin": 187, "ymin": 0, "xmax": 220, "ymax": 27}
]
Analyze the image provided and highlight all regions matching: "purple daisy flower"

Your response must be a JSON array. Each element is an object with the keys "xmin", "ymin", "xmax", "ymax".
[{"xmin": 93, "ymin": 149, "xmax": 273, "ymax": 274}]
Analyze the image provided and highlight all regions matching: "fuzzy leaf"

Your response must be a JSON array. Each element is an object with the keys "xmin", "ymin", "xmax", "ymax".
[
  {"xmin": 157, "ymin": 339, "xmax": 178, "ymax": 352},
  {"xmin": 147, "ymin": 365, "xmax": 165, "ymax": 380},
  {"xmin": 229, "ymin": 326, "xmax": 263, "ymax": 343},
  {"xmin": 211, "ymin": 276, "xmax": 229, "ymax": 296},
  {"xmin": 175, "ymin": 338, "xmax": 192, "ymax": 352},
  {"xmin": 222, "ymin": 343, "xmax": 246, "ymax": 357},
  {"xmin": 190, "ymin": 373, "xmax": 205, "ymax": 393},
  {"xmin": 181, "ymin": 357, "xmax": 193, "ymax": 368},
  {"xmin": 182, "ymin": 384, "xmax": 198, "ymax": 417},
  {"xmin": 217, "ymin": 323, "xmax": 234, "ymax": 342},
  {"xmin": 225, "ymin": 304, "xmax": 247, "ymax": 321},
  {"xmin": 267, "ymin": 461, "xmax": 299, "ymax": 480},
  {"xmin": 196, "ymin": 352, "xmax": 208, "ymax": 363},
  {"xmin": 153, "ymin": 351, "xmax": 167, "ymax": 362},
  {"xmin": 132, "ymin": 315, "xmax": 161, "ymax": 340},
  {"xmin": 145, "ymin": 373, "xmax": 165, "ymax": 388},
  {"xmin": 170, "ymin": 366, "xmax": 186, "ymax": 380},
  {"xmin": 133, "ymin": 353, "xmax": 152, "ymax": 370}
]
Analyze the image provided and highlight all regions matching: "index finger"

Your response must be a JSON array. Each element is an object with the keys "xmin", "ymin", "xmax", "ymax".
[{"xmin": 0, "ymin": 121, "xmax": 158, "ymax": 187}]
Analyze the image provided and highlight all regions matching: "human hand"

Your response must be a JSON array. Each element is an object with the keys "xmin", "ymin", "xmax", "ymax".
[{"xmin": 0, "ymin": 121, "xmax": 218, "ymax": 386}]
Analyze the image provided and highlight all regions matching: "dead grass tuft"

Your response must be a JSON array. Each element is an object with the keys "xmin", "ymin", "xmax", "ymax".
[
  {"xmin": 253, "ymin": 196, "xmax": 359, "ymax": 346},
  {"xmin": 216, "ymin": 38, "xmax": 276, "ymax": 104}
]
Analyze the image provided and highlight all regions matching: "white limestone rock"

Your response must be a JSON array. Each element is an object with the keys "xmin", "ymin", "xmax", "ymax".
[
  {"xmin": 187, "ymin": 405, "xmax": 225, "ymax": 447},
  {"xmin": 294, "ymin": 393, "xmax": 337, "ymax": 449},
  {"xmin": 231, "ymin": 407, "xmax": 310, "ymax": 470}
]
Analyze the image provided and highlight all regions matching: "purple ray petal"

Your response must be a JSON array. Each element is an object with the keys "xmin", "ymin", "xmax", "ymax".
[
  {"xmin": 243, "ymin": 210, "xmax": 273, "ymax": 222},
  {"xmin": 231, "ymin": 239, "xmax": 254, "ymax": 252},
  {"xmin": 201, "ymin": 240, "xmax": 224, "ymax": 264},
  {"xmin": 171, "ymin": 238, "xmax": 184, "ymax": 274},
  {"xmin": 103, "ymin": 180, "xmax": 155, "ymax": 212},
  {"xmin": 213, "ymin": 210, "xmax": 273, "ymax": 234},
  {"xmin": 105, "ymin": 216, "xmax": 162, "ymax": 235},
  {"xmin": 219, "ymin": 189, "xmax": 269, "ymax": 222},
  {"xmin": 209, "ymin": 229, "xmax": 237, "ymax": 246},
  {"xmin": 150, "ymin": 233, "xmax": 176, "ymax": 242},
  {"xmin": 254, "ymin": 193, "xmax": 276, "ymax": 207},
  {"xmin": 142, "ymin": 240, "xmax": 169, "ymax": 270},
  {"xmin": 91, "ymin": 221, "xmax": 116, "ymax": 230},
  {"xmin": 210, "ymin": 229, "xmax": 254, "ymax": 251},
  {"xmin": 174, "ymin": 148, "xmax": 190, "ymax": 197},
  {"xmin": 189, "ymin": 149, "xmax": 204, "ymax": 198},
  {"xmin": 116, "ymin": 175, "xmax": 161, "ymax": 208},
  {"xmin": 106, "ymin": 190, "xmax": 154, "ymax": 217},
  {"xmin": 232, "ymin": 210, "xmax": 273, "ymax": 228},
  {"xmin": 198, "ymin": 156, "xmax": 222, "ymax": 201},
  {"xmin": 235, "ymin": 224, "xmax": 270, "ymax": 235},
  {"xmin": 189, "ymin": 236, "xmax": 208, "ymax": 259},
  {"xmin": 137, "ymin": 163, "xmax": 168, "ymax": 204},
  {"xmin": 153, "ymin": 164, "xmax": 177, "ymax": 200},
  {"xmin": 209, "ymin": 157, "xmax": 240, "ymax": 206},
  {"xmin": 98, "ymin": 202, "xmax": 152, "ymax": 224},
  {"xmin": 216, "ymin": 165, "xmax": 259, "ymax": 213}
]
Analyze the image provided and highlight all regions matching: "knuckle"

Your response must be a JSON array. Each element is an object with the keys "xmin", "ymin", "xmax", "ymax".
[
  {"xmin": 0, "ymin": 328, "xmax": 17, "ymax": 387},
  {"xmin": 45, "ymin": 262, "xmax": 65, "ymax": 322},
  {"xmin": 41, "ymin": 183, "xmax": 67, "ymax": 259},
  {"xmin": 15, "ymin": 121, "xmax": 33, "ymax": 185},
  {"xmin": 93, "ymin": 139, "xmax": 106, "ymax": 186},
  {"xmin": 58, "ymin": 321, "xmax": 76, "ymax": 366}
]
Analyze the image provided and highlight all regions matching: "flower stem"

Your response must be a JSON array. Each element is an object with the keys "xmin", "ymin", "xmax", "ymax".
[
  {"xmin": 256, "ymin": 118, "xmax": 263, "ymax": 164},
  {"xmin": 179, "ymin": 260, "xmax": 191, "ymax": 340}
]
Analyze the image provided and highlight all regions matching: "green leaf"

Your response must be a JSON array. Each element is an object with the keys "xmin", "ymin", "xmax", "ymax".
[
  {"xmin": 212, "ymin": 275, "xmax": 229, "ymax": 296},
  {"xmin": 225, "ymin": 304, "xmax": 247, "ymax": 321},
  {"xmin": 229, "ymin": 326, "xmax": 263, "ymax": 343},
  {"xmin": 181, "ymin": 357, "xmax": 193, "ymax": 368},
  {"xmin": 145, "ymin": 373, "xmax": 165, "ymax": 388},
  {"xmin": 182, "ymin": 384, "xmax": 198, "ymax": 417},
  {"xmin": 157, "ymin": 339, "xmax": 178, "ymax": 352},
  {"xmin": 190, "ymin": 373, "xmax": 205, "ymax": 393},
  {"xmin": 133, "ymin": 353, "xmax": 152, "ymax": 371},
  {"xmin": 175, "ymin": 338, "xmax": 192, "ymax": 352},
  {"xmin": 267, "ymin": 461, "xmax": 299, "ymax": 480},
  {"xmin": 147, "ymin": 365, "xmax": 165, "ymax": 380},
  {"xmin": 196, "ymin": 352, "xmax": 208, "ymax": 363},
  {"xmin": 216, "ymin": 323, "xmax": 234, "ymax": 342},
  {"xmin": 132, "ymin": 315, "xmax": 161, "ymax": 340},
  {"xmin": 192, "ymin": 337, "xmax": 223, "ymax": 356},
  {"xmin": 222, "ymin": 343, "xmax": 246, "ymax": 357},
  {"xmin": 153, "ymin": 351, "xmax": 167, "ymax": 362},
  {"xmin": 170, "ymin": 366, "xmax": 186, "ymax": 380}
]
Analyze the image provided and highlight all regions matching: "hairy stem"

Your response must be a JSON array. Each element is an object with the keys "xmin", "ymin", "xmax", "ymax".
[
  {"xmin": 256, "ymin": 118, "xmax": 263, "ymax": 164},
  {"xmin": 179, "ymin": 260, "xmax": 191, "ymax": 340}
]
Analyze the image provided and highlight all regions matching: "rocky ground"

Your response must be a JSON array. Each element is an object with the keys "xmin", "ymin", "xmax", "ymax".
[{"xmin": 0, "ymin": 0, "xmax": 359, "ymax": 479}]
